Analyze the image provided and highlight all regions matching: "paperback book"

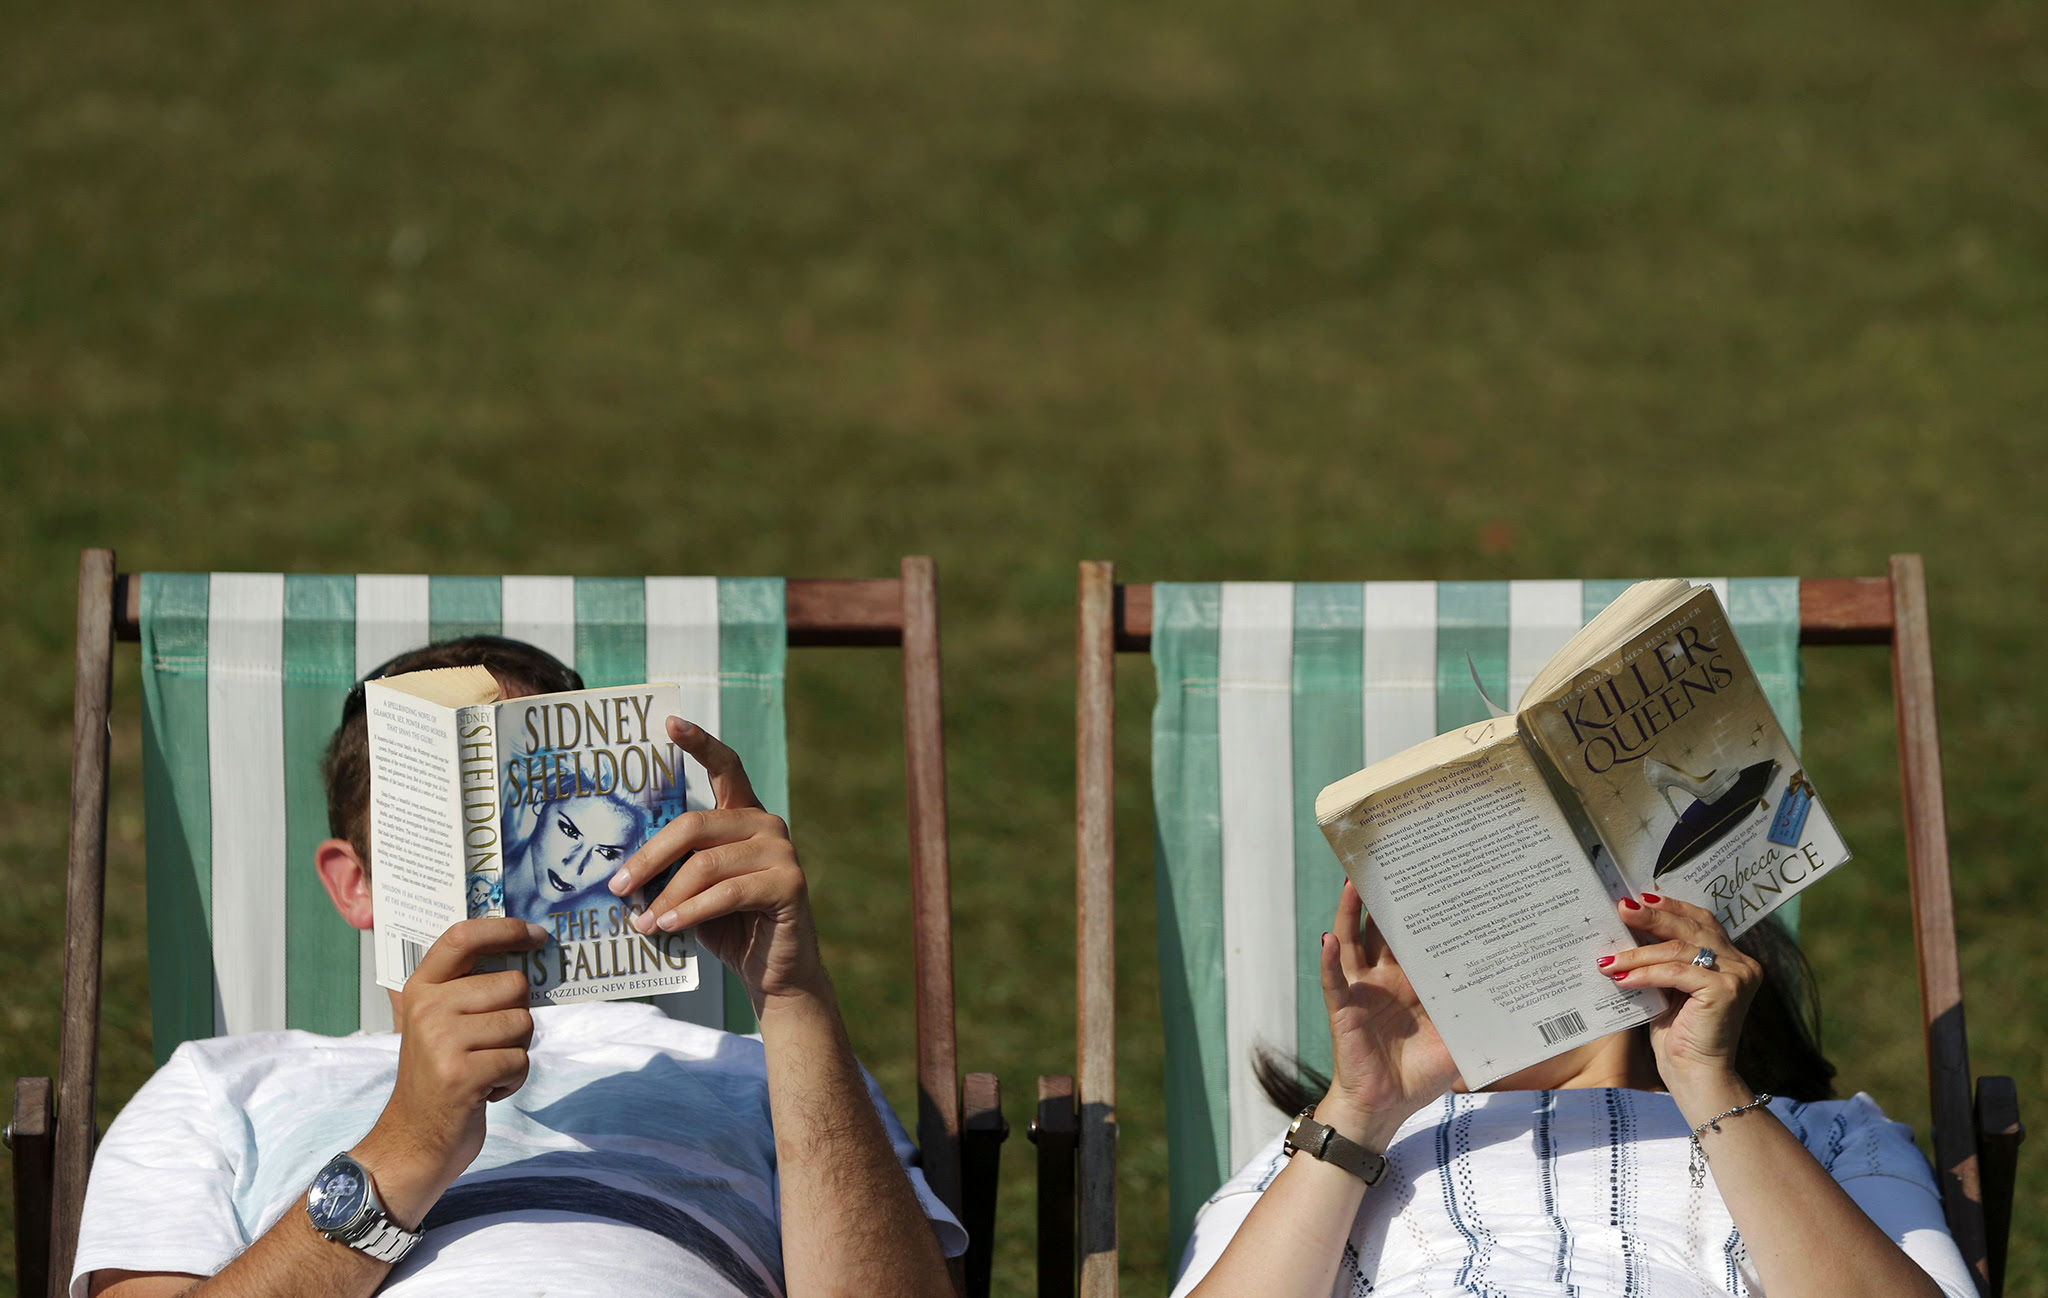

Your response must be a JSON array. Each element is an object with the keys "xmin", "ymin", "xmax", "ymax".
[
  {"xmin": 363, "ymin": 666, "xmax": 700, "ymax": 1004},
  {"xmin": 1315, "ymin": 580, "xmax": 1848, "ymax": 1087}
]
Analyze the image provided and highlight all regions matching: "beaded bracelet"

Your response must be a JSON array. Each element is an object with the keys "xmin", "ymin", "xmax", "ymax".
[{"xmin": 1688, "ymin": 1093, "xmax": 1773, "ymax": 1188}]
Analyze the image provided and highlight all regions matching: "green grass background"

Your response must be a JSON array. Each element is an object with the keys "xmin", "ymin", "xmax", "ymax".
[{"xmin": 2, "ymin": 0, "xmax": 2042, "ymax": 1292}]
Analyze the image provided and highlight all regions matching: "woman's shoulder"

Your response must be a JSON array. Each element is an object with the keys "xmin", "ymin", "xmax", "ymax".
[{"xmin": 1770, "ymin": 1092, "xmax": 1934, "ymax": 1184}]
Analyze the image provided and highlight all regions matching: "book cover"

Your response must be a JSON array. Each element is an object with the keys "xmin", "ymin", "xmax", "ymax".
[
  {"xmin": 366, "ymin": 676, "xmax": 701, "ymax": 1005},
  {"xmin": 495, "ymin": 685, "xmax": 701, "ymax": 1003},
  {"xmin": 1520, "ymin": 587, "xmax": 1850, "ymax": 936}
]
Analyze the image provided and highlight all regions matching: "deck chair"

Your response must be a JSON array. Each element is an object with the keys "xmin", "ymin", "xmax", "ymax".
[
  {"xmin": 1034, "ymin": 557, "xmax": 2020, "ymax": 1298},
  {"xmin": 9, "ymin": 549, "xmax": 1010, "ymax": 1298}
]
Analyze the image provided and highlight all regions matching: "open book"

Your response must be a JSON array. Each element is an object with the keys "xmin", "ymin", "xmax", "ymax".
[
  {"xmin": 363, "ymin": 666, "xmax": 700, "ymax": 1004},
  {"xmin": 1315, "ymin": 580, "xmax": 1848, "ymax": 1087}
]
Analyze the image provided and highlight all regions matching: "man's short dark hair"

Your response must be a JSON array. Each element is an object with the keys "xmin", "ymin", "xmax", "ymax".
[{"xmin": 321, "ymin": 635, "xmax": 582, "ymax": 862}]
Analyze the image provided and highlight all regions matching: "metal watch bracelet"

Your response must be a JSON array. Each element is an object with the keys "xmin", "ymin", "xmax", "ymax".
[
  {"xmin": 305, "ymin": 1152, "xmax": 424, "ymax": 1265},
  {"xmin": 343, "ymin": 1216, "xmax": 421, "ymax": 1264}
]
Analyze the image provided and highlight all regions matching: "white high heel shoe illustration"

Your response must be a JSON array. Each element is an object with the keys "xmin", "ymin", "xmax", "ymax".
[
  {"xmin": 1641, "ymin": 757, "xmax": 1742, "ymax": 818},
  {"xmin": 1643, "ymin": 753, "xmax": 1780, "ymax": 878}
]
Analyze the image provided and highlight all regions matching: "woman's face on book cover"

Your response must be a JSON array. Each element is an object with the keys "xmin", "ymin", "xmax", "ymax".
[{"xmin": 509, "ymin": 795, "xmax": 644, "ymax": 924}]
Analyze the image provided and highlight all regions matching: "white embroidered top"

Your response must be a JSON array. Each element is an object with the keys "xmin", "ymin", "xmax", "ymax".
[{"xmin": 1171, "ymin": 1089, "xmax": 1973, "ymax": 1298}]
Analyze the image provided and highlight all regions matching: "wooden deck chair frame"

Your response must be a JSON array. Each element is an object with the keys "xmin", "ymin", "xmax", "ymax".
[
  {"xmin": 1031, "ymin": 555, "xmax": 2021, "ymax": 1298},
  {"xmin": 9, "ymin": 548, "xmax": 1011, "ymax": 1298}
]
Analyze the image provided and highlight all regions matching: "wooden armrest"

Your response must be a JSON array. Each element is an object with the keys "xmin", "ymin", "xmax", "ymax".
[
  {"xmin": 960, "ymin": 1073, "xmax": 1008, "ymax": 1298},
  {"xmin": 1029, "ymin": 1075, "xmax": 1077, "ymax": 1298},
  {"xmin": 10, "ymin": 1075, "xmax": 54, "ymax": 1298},
  {"xmin": 1976, "ymin": 1075, "xmax": 2022, "ymax": 1298}
]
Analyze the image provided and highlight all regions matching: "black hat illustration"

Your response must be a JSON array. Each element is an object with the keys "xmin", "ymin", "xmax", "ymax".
[{"xmin": 1643, "ymin": 755, "xmax": 1779, "ymax": 878}]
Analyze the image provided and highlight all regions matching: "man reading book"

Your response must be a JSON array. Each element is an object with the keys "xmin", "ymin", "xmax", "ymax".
[{"xmin": 71, "ymin": 636, "xmax": 964, "ymax": 1298}]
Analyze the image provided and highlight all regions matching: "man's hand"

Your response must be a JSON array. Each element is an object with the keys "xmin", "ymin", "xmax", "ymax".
[
  {"xmin": 602, "ymin": 721, "xmax": 950, "ymax": 1294},
  {"xmin": 353, "ymin": 917, "xmax": 547, "ymax": 1228},
  {"xmin": 603, "ymin": 718, "xmax": 827, "ymax": 1012}
]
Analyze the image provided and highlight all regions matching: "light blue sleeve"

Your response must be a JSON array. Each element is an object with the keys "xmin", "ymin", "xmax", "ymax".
[{"xmin": 1803, "ymin": 1093, "xmax": 1977, "ymax": 1298}]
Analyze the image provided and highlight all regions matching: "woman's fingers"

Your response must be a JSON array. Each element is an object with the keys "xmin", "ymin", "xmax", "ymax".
[
  {"xmin": 1606, "ymin": 958, "xmax": 1740, "ymax": 1002},
  {"xmin": 1333, "ymin": 879, "xmax": 1371, "ymax": 985},
  {"xmin": 1617, "ymin": 894, "xmax": 1759, "ymax": 979},
  {"xmin": 1319, "ymin": 930, "xmax": 1346, "ymax": 1015},
  {"xmin": 1619, "ymin": 893, "xmax": 1727, "ymax": 947},
  {"xmin": 1358, "ymin": 909, "xmax": 1393, "ymax": 968},
  {"xmin": 1601, "ymin": 938, "xmax": 1696, "ymax": 974},
  {"xmin": 667, "ymin": 716, "xmax": 763, "ymax": 812}
]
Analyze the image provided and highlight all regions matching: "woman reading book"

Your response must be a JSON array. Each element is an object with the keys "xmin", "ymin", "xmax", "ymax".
[{"xmin": 1170, "ymin": 883, "xmax": 1973, "ymax": 1298}]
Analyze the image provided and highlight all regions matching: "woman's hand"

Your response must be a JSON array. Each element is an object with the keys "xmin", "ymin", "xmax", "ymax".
[
  {"xmin": 603, "ymin": 718, "xmax": 827, "ymax": 1011},
  {"xmin": 1317, "ymin": 879, "xmax": 1462, "ymax": 1149},
  {"xmin": 1603, "ymin": 894, "xmax": 1761, "ymax": 1096}
]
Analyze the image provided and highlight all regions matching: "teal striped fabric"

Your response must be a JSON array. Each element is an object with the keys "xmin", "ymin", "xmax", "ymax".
[
  {"xmin": 140, "ymin": 574, "xmax": 788, "ymax": 1065},
  {"xmin": 1149, "ymin": 577, "xmax": 1803, "ymax": 1256}
]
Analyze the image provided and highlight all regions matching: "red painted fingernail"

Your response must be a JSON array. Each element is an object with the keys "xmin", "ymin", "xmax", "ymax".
[
  {"xmin": 1597, "ymin": 955, "xmax": 1615, "ymax": 967},
  {"xmin": 1610, "ymin": 971, "xmax": 1627, "ymax": 981},
  {"xmin": 1621, "ymin": 898, "xmax": 1641, "ymax": 910},
  {"xmin": 1642, "ymin": 893, "xmax": 1662, "ymax": 904}
]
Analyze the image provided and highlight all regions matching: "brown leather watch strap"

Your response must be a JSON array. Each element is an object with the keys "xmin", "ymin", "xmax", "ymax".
[{"xmin": 1284, "ymin": 1106, "xmax": 1389, "ymax": 1186}]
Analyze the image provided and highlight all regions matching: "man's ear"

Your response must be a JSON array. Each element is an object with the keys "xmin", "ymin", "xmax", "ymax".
[{"xmin": 315, "ymin": 839, "xmax": 375, "ymax": 931}]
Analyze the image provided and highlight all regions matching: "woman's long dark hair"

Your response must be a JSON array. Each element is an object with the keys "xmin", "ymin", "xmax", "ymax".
[{"xmin": 1256, "ymin": 915, "xmax": 1837, "ymax": 1116}]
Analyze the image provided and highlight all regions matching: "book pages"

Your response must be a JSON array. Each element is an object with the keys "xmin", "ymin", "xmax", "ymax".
[
  {"xmin": 363, "ymin": 685, "xmax": 473, "ymax": 989},
  {"xmin": 1320, "ymin": 729, "xmax": 1661, "ymax": 1089}
]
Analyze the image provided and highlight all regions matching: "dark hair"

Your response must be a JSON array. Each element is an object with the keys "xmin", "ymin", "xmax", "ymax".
[
  {"xmin": 1256, "ymin": 915, "xmax": 1837, "ymax": 1115},
  {"xmin": 320, "ymin": 635, "xmax": 582, "ymax": 864}
]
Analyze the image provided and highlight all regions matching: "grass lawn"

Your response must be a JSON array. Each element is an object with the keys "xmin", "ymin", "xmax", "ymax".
[{"xmin": 3, "ymin": 0, "xmax": 2043, "ymax": 1293}]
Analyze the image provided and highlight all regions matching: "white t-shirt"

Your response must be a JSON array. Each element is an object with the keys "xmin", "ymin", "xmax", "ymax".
[
  {"xmin": 72, "ymin": 1002, "xmax": 966, "ymax": 1298},
  {"xmin": 1171, "ymin": 1089, "xmax": 1974, "ymax": 1298}
]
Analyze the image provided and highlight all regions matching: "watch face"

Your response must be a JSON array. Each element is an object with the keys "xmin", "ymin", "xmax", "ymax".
[{"xmin": 307, "ymin": 1158, "xmax": 370, "ymax": 1233}]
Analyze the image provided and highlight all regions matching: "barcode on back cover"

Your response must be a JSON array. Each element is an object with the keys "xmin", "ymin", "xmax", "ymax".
[
  {"xmin": 401, "ymin": 939, "xmax": 426, "ymax": 979},
  {"xmin": 1537, "ymin": 1009, "xmax": 1588, "ymax": 1045}
]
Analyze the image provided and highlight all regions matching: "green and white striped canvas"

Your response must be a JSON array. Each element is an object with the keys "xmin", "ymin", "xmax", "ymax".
[
  {"xmin": 140, "ymin": 573, "xmax": 788, "ymax": 1066},
  {"xmin": 1149, "ymin": 577, "xmax": 1803, "ymax": 1254}
]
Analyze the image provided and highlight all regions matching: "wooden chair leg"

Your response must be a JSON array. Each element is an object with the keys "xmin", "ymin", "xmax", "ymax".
[
  {"xmin": 53, "ymin": 548, "xmax": 116, "ymax": 1295},
  {"xmin": 960, "ymin": 1073, "xmax": 1009, "ymax": 1298},
  {"xmin": 10, "ymin": 1076, "xmax": 54, "ymax": 1298},
  {"xmin": 1975, "ymin": 1075, "xmax": 2022, "ymax": 1298},
  {"xmin": 1030, "ymin": 1075, "xmax": 1077, "ymax": 1298}
]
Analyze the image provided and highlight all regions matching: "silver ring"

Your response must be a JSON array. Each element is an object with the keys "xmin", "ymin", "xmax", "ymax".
[{"xmin": 1691, "ymin": 947, "xmax": 1718, "ymax": 971}]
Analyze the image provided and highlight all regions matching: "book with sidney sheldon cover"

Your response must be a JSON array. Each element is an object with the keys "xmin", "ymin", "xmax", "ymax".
[
  {"xmin": 363, "ymin": 666, "xmax": 700, "ymax": 1005},
  {"xmin": 1315, "ymin": 581, "xmax": 1848, "ymax": 1087}
]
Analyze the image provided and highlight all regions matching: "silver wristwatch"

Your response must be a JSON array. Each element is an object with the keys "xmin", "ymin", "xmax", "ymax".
[
  {"xmin": 1284, "ymin": 1106, "xmax": 1389, "ymax": 1187},
  {"xmin": 304, "ymin": 1152, "xmax": 423, "ymax": 1264}
]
